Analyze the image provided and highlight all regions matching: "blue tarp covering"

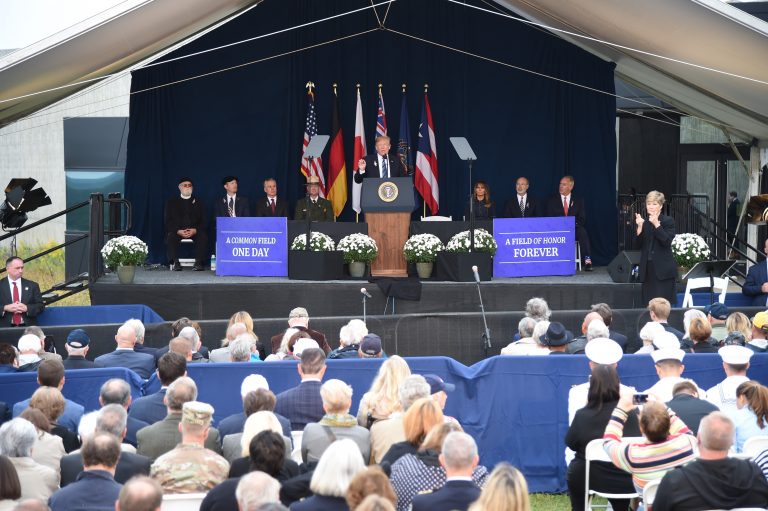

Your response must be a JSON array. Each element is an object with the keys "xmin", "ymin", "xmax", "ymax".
[
  {"xmin": 35, "ymin": 305, "xmax": 164, "ymax": 326},
  {"xmin": 2, "ymin": 355, "xmax": 766, "ymax": 492}
]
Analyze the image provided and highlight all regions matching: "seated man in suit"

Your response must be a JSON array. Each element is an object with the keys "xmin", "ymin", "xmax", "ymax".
[
  {"xmin": 62, "ymin": 329, "xmax": 94, "ymax": 370},
  {"xmin": 1, "ymin": 256, "xmax": 44, "ymax": 327},
  {"xmin": 214, "ymin": 175, "xmax": 250, "ymax": 219},
  {"xmin": 544, "ymin": 176, "xmax": 593, "ymax": 271},
  {"xmin": 294, "ymin": 175, "xmax": 334, "ymax": 221},
  {"xmin": 129, "ymin": 352, "xmax": 187, "ymax": 425},
  {"xmin": 590, "ymin": 302, "xmax": 628, "ymax": 352},
  {"xmin": 354, "ymin": 135, "xmax": 406, "ymax": 182},
  {"xmin": 12, "ymin": 359, "xmax": 84, "ymax": 432},
  {"xmin": 274, "ymin": 348, "xmax": 326, "ymax": 431},
  {"xmin": 136, "ymin": 376, "xmax": 222, "ymax": 461},
  {"xmin": 94, "ymin": 323, "xmax": 156, "ymax": 379},
  {"xmin": 99, "ymin": 378, "xmax": 148, "ymax": 447},
  {"xmin": 743, "ymin": 238, "xmax": 768, "ymax": 306},
  {"xmin": 255, "ymin": 177, "xmax": 290, "ymax": 218},
  {"xmin": 504, "ymin": 176, "xmax": 538, "ymax": 218},
  {"xmin": 411, "ymin": 432, "xmax": 482, "ymax": 511},
  {"xmin": 165, "ymin": 177, "xmax": 208, "ymax": 271},
  {"xmin": 125, "ymin": 319, "xmax": 157, "ymax": 358}
]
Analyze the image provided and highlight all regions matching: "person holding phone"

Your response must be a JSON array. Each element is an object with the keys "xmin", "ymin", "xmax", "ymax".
[{"xmin": 635, "ymin": 191, "xmax": 677, "ymax": 304}]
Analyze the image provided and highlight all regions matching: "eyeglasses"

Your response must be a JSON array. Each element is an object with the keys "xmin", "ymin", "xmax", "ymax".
[{"xmin": 180, "ymin": 183, "xmax": 193, "ymax": 188}]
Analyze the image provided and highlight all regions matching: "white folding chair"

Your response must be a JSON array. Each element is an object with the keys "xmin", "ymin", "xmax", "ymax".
[
  {"xmin": 681, "ymin": 277, "xmax": 728, "ymax": 307},
  {"xmin": 643, "ymin": 478, "xmax": 660, "ymax": 510},
  {"xmin": 291, "ymin": 430, "xmax": 304, "ymax": 463},
  {"xmin": 177, "ymin": 238, "xmax": 196, "ymax": 268},
  {"xmin": 584, "ymin": 438, "xmax": 640, "ymax": 511},
  {"xmin": 162, "ymin": 492, "xmax": 206, "ymax": 511},
  {"xmin": 742, "ymin": 435, "xmax": 768, "ymax": 457},
  {"xmin": 575, "ymin": 241, "xmax": 582, "ymax": 271},
  {"xmin": 420, "ymin": 215, "xmax": 452, "ymax": 221}
]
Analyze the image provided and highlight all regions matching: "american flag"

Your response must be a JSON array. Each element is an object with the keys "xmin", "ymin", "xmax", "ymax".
[
  {"xmin": 300, "ymin": 83, "xmax": 326, "ymax": 197},
  {"xmin": 376, "ymin": 87, "xmax": 387, "ymax": 137},
  {"xmin": 415, "ymin": 91, "xmax": 439, "ymax": 215}
]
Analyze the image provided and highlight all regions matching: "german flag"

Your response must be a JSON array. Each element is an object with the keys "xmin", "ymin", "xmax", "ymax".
[{"xmin": 327, "ymin": 85, "xmax": 347, "ymax": 218}]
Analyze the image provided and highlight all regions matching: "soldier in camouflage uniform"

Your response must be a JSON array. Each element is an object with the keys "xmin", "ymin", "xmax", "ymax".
[
  {"xmin": 150, "ymin": 401, "xmax": 229, "ymax": 493},
  {"xmin": 294, "ymin": 175, "xmax": 334, "ymax": 221}
]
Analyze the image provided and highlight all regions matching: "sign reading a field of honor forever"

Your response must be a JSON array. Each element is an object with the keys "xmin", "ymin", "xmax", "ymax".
[
  {"xmin": 216, "ymin": 217, "xmax": 288, "ymax": 277},
  {"xmin": 493, "ymin": 217, "xmax": 575, "ymax": 277}
]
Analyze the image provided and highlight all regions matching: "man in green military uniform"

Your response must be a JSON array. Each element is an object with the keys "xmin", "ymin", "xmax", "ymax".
[
  {"xmin": 149, "ymin": 400, "xmax": 229, "ymax": 493},
  {"xmin": 295, "ymin": 175, "xmax": 334, "ymax": 221}
]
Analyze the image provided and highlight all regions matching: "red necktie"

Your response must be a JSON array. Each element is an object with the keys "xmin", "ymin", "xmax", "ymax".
[
  {"xmin": 12, "ymin": 281, "xmax": 21, "ymax": 326},
  {"xmin": 270, "ymin": 199, "xmax": 276, "ymax": 215},
  {"xmin": 563, "ymin": 197, "xmax": 569, "ymax": 216}
]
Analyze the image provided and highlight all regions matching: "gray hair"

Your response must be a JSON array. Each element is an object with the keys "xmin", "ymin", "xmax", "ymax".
[
  {"xmin": 517, "ymin": 317, "xmax": 537, "ymax": 338},
  {"xmin": 532, "ymin": 321, "xmax": 550, "ymax": 347},
  {"xmin": 320, "ymin": 379, "xmax": 353, "ymax": 414},
  {"xmin": 399, "ymin": 375, "xmax": 431, "ymax": 410},
  {"xmin": 100, "ymin": 378, "xmax": 131, "ymax": 406},
  {"xmin": 338, "ymin": 325, "xmax": 352, "ymax": 347},
  {"xmin": 699, "ymin": 411, "xmax": 734, "ymax": 451},
  {"xmin": 309, "ymin": 439, "xmax": 365, "ymax": 497},
  {"xmin": 231, "ymin": 335, "xmax": 256, "ymax": 362},
  {"xmin": 179, "ymin": 326, "xmax": 200, "ymax": 346},
  {"xmin": 225, "ymin": 322, "xmax": 248, "ymax": 346},
  {"xmin": 277, "ymin": 328, "xmax": 300, "ymax": 355},
  {"xmin": 97, "ymin": 404, "xmax": 128, "ymax": 438},
  {"xmin": 124, "ymin": 318, "xmax": 146, "ymax": 344},
  {"xmin": 235, "ymin": 471, "xmax": 281, "ymax": 511},
  {"xmin": 639, "ymin": 321, "xmax": 665, "ymax": 343},
  {"xmin": 441, "ymin": 431, "xmax": 478, "ymax": 471},
  {"xmin": 78, "ymin": 411, "xmax": 100, "ymax": 439},
  {"xmin": 586, "ymin": 319, "xmax": 609, "ymax": 342},
  {"xmin": 683, "ymin": 309, "xmax": 706, "ymax": 339},
  {"xmin": 346, "ymin": 319, "xmax": 368, "ymax": 345},
  {"xmin": 166, "ymin": 376, "xmax": 198, "ymax": 411},
  {"xmin": 0, "ymin": 418, "xmax": 37, "ymax": 457},
  {"xmin": 525, "ymin": 298, "xmax": 551, "ymax": 321}
]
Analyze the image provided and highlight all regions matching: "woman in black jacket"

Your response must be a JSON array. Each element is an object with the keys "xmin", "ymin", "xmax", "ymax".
[
  {"xmin": 636, "ymin": 190, "xmax": 677, "ymax": 304},
  {"xmin": 565, "ymin": 365, "xmax": 640, "ymax": 511}
]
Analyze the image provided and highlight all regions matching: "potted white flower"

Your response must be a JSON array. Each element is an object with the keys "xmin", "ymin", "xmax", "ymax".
[
  {"xmin": 101, "ymin": 235, "xmax": 148, "ymax": 284},
  {"xmin": 672, "ymin": 233, "xmax": 711, "ymax": 279},
  {"xmin": 439, "ymin": 228, "xmax": 497, "ymax": 281},
  {"xmin": 290, "ymin": 232, "xmax": 336, "ymax": 251},
  {"xmin": 445, "ymin": 228, "xmax": 498, "ymax": 255},
  {"xmin": 403, "ymin": 233, "xmax": 444, "ymax": 279},
  {"xmin": 288, "ymin": 232, "xmax": 343, "ymax": 280},
  {"xmin": 337, "ymin": 233, "xmax": 378, "ymax": 278}
]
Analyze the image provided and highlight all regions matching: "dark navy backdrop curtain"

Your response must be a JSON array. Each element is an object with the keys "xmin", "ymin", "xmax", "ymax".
[{"xmin": 126, "ymin": 0, "xmax": 618, "ymax": 264}]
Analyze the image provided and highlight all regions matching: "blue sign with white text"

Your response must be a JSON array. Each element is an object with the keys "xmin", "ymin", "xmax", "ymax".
[
  {"xmin": 493, "ymin": 217, "xmax": 575, "ymax": 277},
  {"xmin": 216, "ymin": 217, "xmax": 287, "ymax": 276}
]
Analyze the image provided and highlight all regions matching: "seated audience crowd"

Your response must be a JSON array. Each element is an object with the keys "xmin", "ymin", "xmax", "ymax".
[{"xmin": 1, "ymin": 297, "xmax": 768, "ymax": 511}]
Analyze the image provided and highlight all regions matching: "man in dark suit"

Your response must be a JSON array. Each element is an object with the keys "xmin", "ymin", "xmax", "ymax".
[
  {"xmin": 545, "ymin": 176, "xmax": 593, "ymax": 271},
  {"xmin": 60, "ymin": 404, "xmax": 151, "ymax": 486},
  {"xmin": 411, "ymin": 432, "xmax": 481, "ymax": 511},
  {"xmin": 255, "ymin": 177, "xmax": 290, "ymax": 218},
  {"xmin": 590, "ymin": 303, "xmax": 628, "ymax": 352},
  {"xmin": 274, "ymin": 348, "xmax": 326, "ymax": 431},
  {"xmin": 130, "ymin": 352, "xmax": 187, "ymax": 425},
  {"xmin": 214, "ymin": 175, "xmax": 250, "ymax": 220},
  {"xmin": 165, "ymin": 177, "xmax": 208, "ymax": 271},
  {"xmin": 94, "ymin": 323, "xmax": 156, "ymax": 379},
  {"xmin": 99, "ymin": 378, "xmax": 148, "ymax": 447},
  {"xmin": 743, "ymin": 239, "xmax": 768, "ymax": 306},
  {"xmin": 294, "ymin": 175, "xmax": 334, "ymax": 221},
  {"xmin": 62, "ymin": 329, "xmax": 94, "ymax": 369},
  {"xmin": 354, "ymin": 135, "xmax": 406, "ymax": 183},
  {"xmin": 504, "ymin": 176, "xmax": 538, "ymax": 218},
  {"xmin": 666, "ymin": 380, "xmax": 719, "ymax": 435},
  {"xmin": 1, "ymin": 256, "xmax": 44, "ymax": 327},
  {"xmin": 136, "ymin": 376, "xmax": 222, "ymax": 461},
  {"xmin": 269, "ymin": 307, "xmax": 331, "ymax": 356}
]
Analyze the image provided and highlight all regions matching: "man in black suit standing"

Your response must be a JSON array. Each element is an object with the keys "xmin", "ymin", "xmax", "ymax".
[
  {"xmin": 353, "ymin": 135, "xmax": 406, "ymax": 183},
  {"xmin": 213, "ymin": 175, "xmax": 250, "ymax": 219},
  {"xmin": 255, "ymin": 178, "xmax": 290, "ymax": 218},
  {"xmin": 504, "ymin": 176, "xmax": 538, "ymax": 218},
  {"xmin": 165, "ymin": 177, "xmax": 208, "ymax": 271},
  {"xmin": 545, "ymin": 175, "xmax": 593, "ymax": 271},
  {"xmin": 1, "ymin": 256, "xmax": 44, "ymax": 327},
  {"xmin": 411, "ymin": 432, "xmax": 482, "ymax": 511}
]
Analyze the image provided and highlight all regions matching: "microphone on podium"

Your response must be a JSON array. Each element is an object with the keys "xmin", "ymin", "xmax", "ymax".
[
  {"xmin": 360, "ymin": 288, "xmax": 372, "ymax": 298},
  {"xmin": 472, "ymin": 265, "xmax": 480, "ymax": 284}
]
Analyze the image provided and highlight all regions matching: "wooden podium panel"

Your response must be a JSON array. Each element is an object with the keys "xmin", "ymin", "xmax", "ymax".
[{"xmin": 366, "ymin": 212, "xmax": 409, "ymax": 277}]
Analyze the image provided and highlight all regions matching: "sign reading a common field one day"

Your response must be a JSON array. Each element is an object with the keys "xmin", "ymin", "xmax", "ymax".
[
  {"xmin": 493, "ymin": 217, "xmax": 575, "ymax": 277},
  {"xmin": 216, "ymin": 217, "xmax": 287, "ymax": 277}
]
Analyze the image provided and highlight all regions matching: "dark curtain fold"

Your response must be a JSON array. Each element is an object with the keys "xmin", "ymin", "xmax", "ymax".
[{"xmin": 126, "ymin": 0, "xmax": 617, "ymax": 264}]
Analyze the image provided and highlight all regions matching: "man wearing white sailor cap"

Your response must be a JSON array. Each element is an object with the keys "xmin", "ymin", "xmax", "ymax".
[
  {"xmin": 643, "ymin": 347, "xmax": 698, "ymax": 402},
  {"xmin": 704, "ymin": 345, "xmax": 753, "ymax": 414}
]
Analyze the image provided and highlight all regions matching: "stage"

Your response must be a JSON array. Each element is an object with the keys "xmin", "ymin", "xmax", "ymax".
[{"xmin": 90, "ymin": 266, "xmax": 645, "ymax": 320}]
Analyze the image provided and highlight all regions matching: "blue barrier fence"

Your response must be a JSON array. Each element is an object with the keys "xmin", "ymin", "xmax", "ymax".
[{"xmin": 1, "ymin": 354, "xmax": 766, "ymax": 492}]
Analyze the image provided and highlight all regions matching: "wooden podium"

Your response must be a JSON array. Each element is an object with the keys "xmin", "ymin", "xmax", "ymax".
[{"xmin": 361, "ymin": 177, "xmax": 416, "ymax": 277}]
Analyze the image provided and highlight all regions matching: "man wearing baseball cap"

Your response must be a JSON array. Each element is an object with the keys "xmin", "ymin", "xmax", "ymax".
[
  {"xmin": 294, "ymin": 175, "xmax": 333, "ymax": 221},
  {"xmin": 165, "ymin": 177, "xmax": 208, "ymax": 271},
  {"xmin": 359, "ymin": 334, "xmax": 384, "ymax": 358},
  {"xmin": 270, "ymin": 307, "xmax": 330, "ymax": 355},
  {"xmin": 704, "ymin": 345, "xmax": 753, "ymax": 413},
  {"xmin": 62, "ymin": 329, "xmax": 94, "ymax": 369},
  {"xmin": 748, "ymin": 311, "xmax": 768, "ymax": 353},
  {"xmin": 423, "ymin": 374, "xmax": 458, "ymax": 424},
  {"xmin": 704, "ymin": 303, "xmax": 729, "ymax": 342}
]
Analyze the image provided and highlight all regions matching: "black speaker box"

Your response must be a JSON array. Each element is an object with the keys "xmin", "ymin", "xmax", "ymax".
[{"xmin": 608, "ymin": 251, "xmax": 641, "ymax": 283}]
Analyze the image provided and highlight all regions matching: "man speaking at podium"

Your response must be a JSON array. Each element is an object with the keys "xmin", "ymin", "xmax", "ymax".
[{"xmin": 354, "ymin": 135, "xmax": 406, "ymax": 182}]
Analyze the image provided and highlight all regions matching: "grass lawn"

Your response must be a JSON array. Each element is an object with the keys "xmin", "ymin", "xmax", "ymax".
[
  {"xmin": 1, "ymin": 241, "xmax": 91, "ymax": 306},
  {"xmin": 531, "ymin": 493, "xmax": 571, "ymax": 510}
]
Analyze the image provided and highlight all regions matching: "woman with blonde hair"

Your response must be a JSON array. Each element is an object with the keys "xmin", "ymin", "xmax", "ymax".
[
  {"xmin": 468, "ymin": 462, "xmax": 530, "ymax": 511},
  {"xmin": 356, "ymin": 356, "xmax": 411, "ymax": 428},
  {"xmin": 379, "ymin": 398, "xmax": 444, "ymax": 469},
  {"xmin": 229, "ymin": 310, "xmax": 255, "ymax": 334},
  {"xmin": 724, "ymin": 312, "xmax": 751, "ymax": 346},
  {"xmin": 635, "ymin": 190, "xmax": 676, "ymax": 303},
  {"xmin": 734, "ymin": 380, "xmax": 768, "ymax": 452},
  {"xmin": 29, "ymin": 387, "xmax": 80, "ymax": 452}
]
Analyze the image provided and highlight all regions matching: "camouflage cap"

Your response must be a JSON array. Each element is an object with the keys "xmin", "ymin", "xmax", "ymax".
[{"xmin": 181, "ymin": 401, "xmax": 214, "ymax": 426}]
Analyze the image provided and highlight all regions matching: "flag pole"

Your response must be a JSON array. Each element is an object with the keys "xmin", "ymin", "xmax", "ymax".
[
  {"xmin": 356, "ymin": 83, "xmax": 361, "ymax": 224},
  {"xmin": 424, "ymin": 83, "xmax": 428, "ymax": 219}
]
